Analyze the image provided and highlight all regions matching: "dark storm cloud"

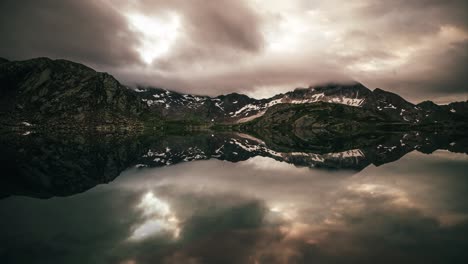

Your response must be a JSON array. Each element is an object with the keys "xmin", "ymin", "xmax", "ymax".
[{"xmin": 0, "ymin": 0, "xmax": 142, "ymax": 67}]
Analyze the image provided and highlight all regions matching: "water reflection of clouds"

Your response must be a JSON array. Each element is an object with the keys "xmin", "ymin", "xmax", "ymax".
[
  {"xmin": 129, "ymin": 192, "xmax": 180, "ymax": 241},
  {"xmin": 117, "ymin": 151, "xmax": 468, "ymax": 232},
  {"xmin": 113, "ymin": 150, "xmax": 468, "ymax": 262},
  {"xmin": 1, "ymin": 150, "xmax": 467, "ymax": 263}
]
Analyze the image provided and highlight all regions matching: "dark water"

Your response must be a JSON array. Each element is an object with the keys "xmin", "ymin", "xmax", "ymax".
[{"xmin": 1, "ymin": 131, "xmax": 468, "ymax": 264}]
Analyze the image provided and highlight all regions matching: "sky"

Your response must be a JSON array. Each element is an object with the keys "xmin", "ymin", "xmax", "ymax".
[{"xmin": 0, "ymin": 0, "xmax": 467, "ymax": 103}]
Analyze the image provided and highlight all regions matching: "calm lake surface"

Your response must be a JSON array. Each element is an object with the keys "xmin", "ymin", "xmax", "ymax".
[{"xmin": 1, "ymin": 132, "xmax": 468, "ymax": 264}]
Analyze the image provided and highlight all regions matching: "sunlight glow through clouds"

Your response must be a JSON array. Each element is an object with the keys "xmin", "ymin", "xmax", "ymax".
[
  {"xmin": 126, "ymin": 12, "xmax": 181, "ymax": 64},
  {"xmin": 263, "ymin": 9, "xmax": 335, "ymax": 54},
  {"xmin": 265, "ymin": 16, "xmax": 309, "ymax": 52}
]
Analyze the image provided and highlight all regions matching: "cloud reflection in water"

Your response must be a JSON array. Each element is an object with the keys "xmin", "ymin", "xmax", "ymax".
[
  {"xmin": 0, "ymin": 150, "xmax": 468, "ymax": 263},
  {"xmin": 129, "ymin": 191, "xmax": 180, "ymax": 241}
]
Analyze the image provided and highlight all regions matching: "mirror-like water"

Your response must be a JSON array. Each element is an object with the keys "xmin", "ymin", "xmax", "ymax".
[{"xmin": 1, "ymin": 132, "xmax": 467, "ymax": 264}]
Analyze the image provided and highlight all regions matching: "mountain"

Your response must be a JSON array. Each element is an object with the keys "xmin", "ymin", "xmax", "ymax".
[
  {"xmin": 240, "ymin": 101, "xmax": 390, "ymax": 134},
  {"xmin": 136, "ymin": 82, "xmax": 467, "ymax": 126},
  {"xmin": 0, "ymin": 57, "xmax": 149, "ymax": 130},
  {"xmin": 444, "ymin": 101, "xmax": 468, "ymax": 116},
  {"xmin": 1, "ymin": 57, "xmax": 467, "ymax": 130}
]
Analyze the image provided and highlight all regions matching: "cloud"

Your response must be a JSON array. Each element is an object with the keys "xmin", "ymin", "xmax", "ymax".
[
  {"xmin": 111, "ymin": 0, "xmax": 468, "ymax": 102},
  {"xmin": 113, "ymin": 52, "xmax": 352, "ymax": 97},
  {"xmin": 0, "ymin": 0, "xmax": 142, "ymax": 67},
  {"xmin": 0, "ymin": 0, "xmax": 467, "ymax": 102},
  {"xmin": 115, "ymin": 0, "xmax": 265, "ymax": 68},
  {"xmin": 359, "ymin": 0, "xmax": 468, "ymax": 32},
  {"xmin": 354, "ymin": 39, "xmax": 468, "ymax": 103}
]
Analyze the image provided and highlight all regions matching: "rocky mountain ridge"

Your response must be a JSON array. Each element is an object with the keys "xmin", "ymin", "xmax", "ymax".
[
  {"xmin": 1, "ymin": 57, "xmax": 466, "ymax": 129},
  {"xmin": 136, "ymin": 83, "xmax": 467, "ymax": 125},
  {"xmin": 0, "ymin": 57, "xmax": 148, "ymax": 130}
]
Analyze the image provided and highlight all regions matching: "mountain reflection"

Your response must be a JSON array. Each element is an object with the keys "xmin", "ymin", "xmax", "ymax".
[{"xmin": 0, "ymin": 129, "xmax": 466, "ymax": 199}]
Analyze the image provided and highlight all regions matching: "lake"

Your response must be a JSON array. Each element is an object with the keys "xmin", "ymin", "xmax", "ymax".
[{"xmin": 1, "ymin": 131, "xmax": 467, "ymax": 264}]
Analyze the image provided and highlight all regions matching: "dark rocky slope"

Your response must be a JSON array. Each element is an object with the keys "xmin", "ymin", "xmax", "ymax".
[{"xmin": 0, "ymin": 57, "xmax": 149, "ymax": 130}]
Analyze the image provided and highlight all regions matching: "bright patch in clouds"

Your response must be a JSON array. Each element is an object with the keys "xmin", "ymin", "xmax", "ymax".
[
  {"xmin": 266, "ymin": 16, "xmax": 310, "ymax": 52},
  {"xmin": 126, "ymin": 12, "xmax": 180, "ymax": 64}
]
